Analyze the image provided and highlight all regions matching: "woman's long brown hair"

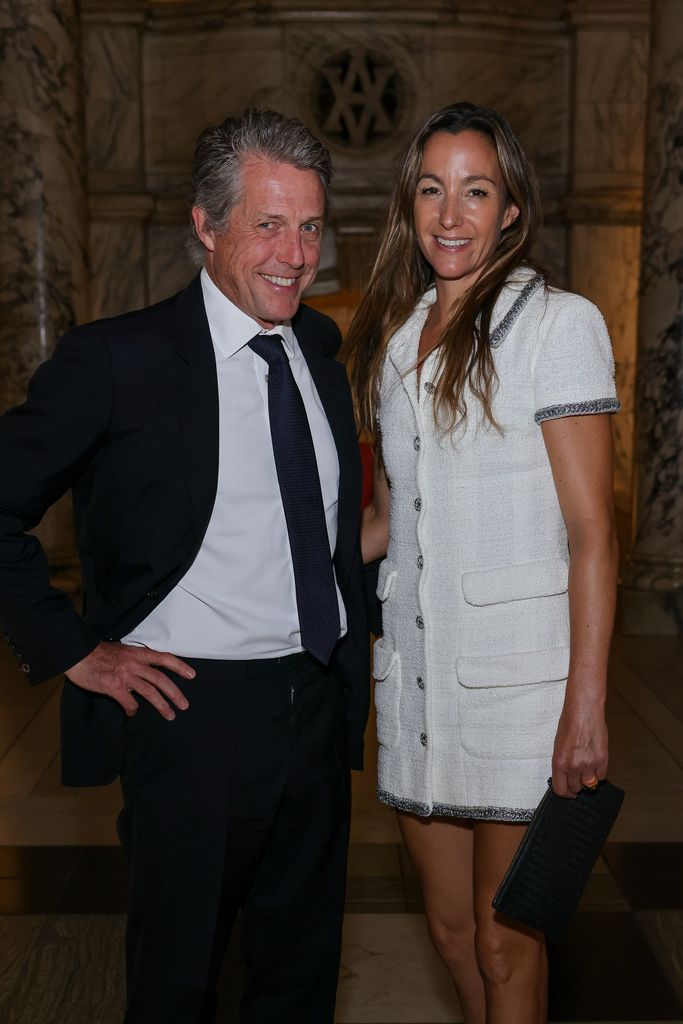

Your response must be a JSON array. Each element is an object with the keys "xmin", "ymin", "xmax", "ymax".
[{"xmin": 341, "ymin": 102, "xmax": 543, "ymax": 438}]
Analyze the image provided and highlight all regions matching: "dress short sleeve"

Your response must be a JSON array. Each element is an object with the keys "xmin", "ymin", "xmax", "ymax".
[{"xmin": 532, "ymin": 292, "xmax": 620, "ymax": 424}]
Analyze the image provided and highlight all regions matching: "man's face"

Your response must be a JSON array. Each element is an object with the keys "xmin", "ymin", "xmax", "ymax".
[{"xmin": 193, "ymin": 158, "xmax": 325, "ymax": 327}]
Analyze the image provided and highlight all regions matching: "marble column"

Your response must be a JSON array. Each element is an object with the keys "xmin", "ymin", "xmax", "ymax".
[
  {"xmin": 620, "ymin": 0, "xmax": 683, "ymax": 633},
  {"xmin": 0, "ymin": 0, "xmax": 89, "ymax": 570},
  {"xmin": 566, "ymin": 0, "xmax": 650, "ymax": 529}
]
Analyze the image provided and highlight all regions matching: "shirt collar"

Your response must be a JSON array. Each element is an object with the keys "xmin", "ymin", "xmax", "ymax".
[{"xmin": 200, "ymin": 268, "xmax": 296, "ymax": 361}]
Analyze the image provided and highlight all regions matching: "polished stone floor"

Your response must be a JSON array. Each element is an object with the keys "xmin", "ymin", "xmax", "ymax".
[{"xmin": 0, "ymin": 633, "xmax": 682, "ymax": 1023}]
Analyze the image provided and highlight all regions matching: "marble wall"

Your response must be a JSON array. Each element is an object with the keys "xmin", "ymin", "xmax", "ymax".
[
  {"xmin": 620, "ymin": 0, "xmax": 683, "ymax": 632},
  {"xmin": 3, "ymin": 0, "xmax": 655, "ymax": 569},
  {"xmin": 83, "ymin": 1, "xmax": 577, "ymax": 311},
  {"xmin": 0, "ymin": 0, "xmax": 90, "ymax": 567}
]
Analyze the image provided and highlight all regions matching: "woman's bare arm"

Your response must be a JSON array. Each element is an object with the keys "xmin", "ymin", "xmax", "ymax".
[
  {"xmin": 541, "ymin": 413, "xmax": 619, "ymax": 798},
  {"xmin": 361, "ymin": 449, "xmax": 390, "ymax": 564}
]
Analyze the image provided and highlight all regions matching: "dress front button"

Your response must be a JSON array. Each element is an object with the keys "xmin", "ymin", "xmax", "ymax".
[
  {"xmin": 413, "ymin": 436, "xmax": 420, "ymax": 451},
  {"xmin": 417, "ymin": 554, "xmax": 424, "ymax": 569},
  {"xmin": 424, "ymin": 381, "xmax": 436, "ymax": 395},
  {"xmin": 414, "ymin": 497, "xmax": 421, "ymax": 511},
  {"xmin": 416, "ymin": 676, "xmax": 424, "ymax": 690},
  {"xmin": 420, "ymin": 732, "xmax": 427, "ymax": 746},
  {"xmin": 416, "ymin": 615, "xmax": 424, "ymax": 629}
]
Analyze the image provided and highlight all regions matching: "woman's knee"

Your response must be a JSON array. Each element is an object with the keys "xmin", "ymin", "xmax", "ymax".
[
  {"xmin": 426, "ymin": 913, "xmax": 476, "ymax": 971},
  {"xmin": 474, "ymin": 920, "xmax": 542, "ymax": 986}
]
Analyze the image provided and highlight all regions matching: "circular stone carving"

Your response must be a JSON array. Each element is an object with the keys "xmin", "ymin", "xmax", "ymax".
[{"xmin": 311, "ymin": 48, "xmax": 406, "ymax": 150}]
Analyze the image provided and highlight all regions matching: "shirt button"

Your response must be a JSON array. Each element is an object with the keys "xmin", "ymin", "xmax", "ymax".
[
  {"xmin": 20, "ymin": 663, "xmax": 30, "ymax": 674},
  {"xmin": 416, "ymin": 615, "xmax": 424, "ymax": 629},
  {"xmin": 414, "ymin": 497, "xmax": 421, "ymax": 511},
  {"xmin": 420, "ymin": 732, "xmax": 427, "ymax": 747},
  {"xmin": 424, "ymin": 381, "xmax": 436, "ymax": 395},
  {"xmin": 413, "ymin": 436, "xmax": 420, "ymax": 451},
  {"xmin": 416, "ymin": 676, "xmax": 424, "ymax": 690},
  {"xmin": 417, "ymin": 554, "xmax": 424, "ymax": 570}
]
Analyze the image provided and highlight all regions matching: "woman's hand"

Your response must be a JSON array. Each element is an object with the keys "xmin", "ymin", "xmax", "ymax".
[{"xmin": 551, "ymin": 691, "xmax": 608, "ymax": 797}]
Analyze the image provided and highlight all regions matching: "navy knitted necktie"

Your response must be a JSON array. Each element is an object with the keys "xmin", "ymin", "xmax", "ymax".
[{"xmin": 248, "ymin": 333, "xmax": 340, "ymax": 664}]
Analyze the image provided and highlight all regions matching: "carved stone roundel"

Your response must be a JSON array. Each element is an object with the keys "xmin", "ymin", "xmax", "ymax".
[{"xmin": 312, "ymin": 48, "xmax": 405, "ymax": 150}]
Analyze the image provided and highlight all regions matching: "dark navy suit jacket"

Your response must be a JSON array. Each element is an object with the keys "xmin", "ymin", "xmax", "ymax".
[{"xmin": 0, "ymin": 275, "xmax": 369, "ymax": 784}]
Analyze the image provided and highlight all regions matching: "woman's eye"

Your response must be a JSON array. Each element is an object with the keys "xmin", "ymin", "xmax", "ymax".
[
  {"xmin": 468, "ymin": 188, "xmax": 489, "ymax": 199},
  {"xmin": 419, "ymin": 186, "xmax": 440, "ymax": 196}
]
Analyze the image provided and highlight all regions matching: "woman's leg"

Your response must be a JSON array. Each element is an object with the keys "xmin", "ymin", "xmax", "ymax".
[
  {"xmin": 472, "ymin": 822, "xmax": 548, "ymax": 1024},
  {"xmin": 398, "ymin": 813, "xmax": 486, "ymax": 1024}
]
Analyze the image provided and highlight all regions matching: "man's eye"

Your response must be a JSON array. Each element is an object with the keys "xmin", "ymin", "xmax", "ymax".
[
  {"xmin": 301, "ymin": 223, "xmax": 321, "ymax": 234},
  {"xmin": 258, "ymin": 222, "xmax": 275, "ymax": 230}
]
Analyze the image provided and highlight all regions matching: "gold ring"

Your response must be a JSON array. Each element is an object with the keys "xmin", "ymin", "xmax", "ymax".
[{"xmin": 583, "ymin": 775, "xmax": 599, "ymax": 791}]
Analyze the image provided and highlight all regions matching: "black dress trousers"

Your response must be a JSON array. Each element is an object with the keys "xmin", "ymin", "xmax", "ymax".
[{"xmin": 117, "ymin": 652, "xmax": 350, "ymax": 1024}]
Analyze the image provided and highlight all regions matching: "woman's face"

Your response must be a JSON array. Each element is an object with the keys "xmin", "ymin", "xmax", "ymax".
[{"xmin": 413, "ymin": 130, "xmax": 519, "ymax": 302}]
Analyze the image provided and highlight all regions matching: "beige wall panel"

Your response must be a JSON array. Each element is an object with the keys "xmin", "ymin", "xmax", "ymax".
[
  {"xmin": 574, "ymin": 28, "xmax": 648, "ymax": 188},
  {"xmin": 84, "ymin": 25, "xmax": 143, "ymax": 188},
  {"xmin": 570, "ymin": 223, "xmax": 641, "ymax": 513},
  {"xmin": 144, "ymin": 28, "xmax": 284, "ymax": 187},
  {"xmin": 147, "ymin": 225, "xmax": 196, "ymax": 305},
  {"xmin": 431, "ymin": 32, "xmax": 569, "ymax": 196},
  {"xmin": 89, "ymin": 222, "xmax": 146, "ymax": 320}
]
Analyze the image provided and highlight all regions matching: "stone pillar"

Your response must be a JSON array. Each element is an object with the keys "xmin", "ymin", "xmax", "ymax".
[
  {"xmin": 620, "ymin": 0, "xmax": 683, "ymax": 633},
  {"xmin": 0, "ymin": 0, "xmax": 89, "ymax": 569},
  {"xmin": 566, "ymin": 0, "xmax": 650, "ymax": 535}
]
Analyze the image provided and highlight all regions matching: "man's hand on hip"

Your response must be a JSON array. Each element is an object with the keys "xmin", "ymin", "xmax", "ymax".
[{"xmin": 66, "ymin": 642, "xmax": 194, "ymax": 720}]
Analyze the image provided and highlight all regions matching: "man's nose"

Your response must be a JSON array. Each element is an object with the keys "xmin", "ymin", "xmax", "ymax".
[{"xmin": 278, "ymin": 230, "xmax": 305, "ymax": 268}]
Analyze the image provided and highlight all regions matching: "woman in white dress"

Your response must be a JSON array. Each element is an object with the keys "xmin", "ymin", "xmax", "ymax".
[{"xmin": 342, "ymin": 103, "xmax": 620, "ymax": 1023}]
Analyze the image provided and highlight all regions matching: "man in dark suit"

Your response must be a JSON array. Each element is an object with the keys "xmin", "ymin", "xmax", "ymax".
[{"xmin": 0, "ymin": 109, "xmax": 369, "ymax": 1023}]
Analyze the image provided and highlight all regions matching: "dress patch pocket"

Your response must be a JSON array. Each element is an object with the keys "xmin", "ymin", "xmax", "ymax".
[{"xmin": 372, "ymin": 637, "xmax": 402, "ymax": 748}]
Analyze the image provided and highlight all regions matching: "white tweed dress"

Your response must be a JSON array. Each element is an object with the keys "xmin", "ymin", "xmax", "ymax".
[{"xmin": 374, "ymin": 268, "xmax": 620, "ymax": 822}]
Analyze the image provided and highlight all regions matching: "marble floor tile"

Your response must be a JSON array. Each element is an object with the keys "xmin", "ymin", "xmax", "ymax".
[
  {"xmin": 547, "ymin": 911, "xmax": 682, "ymax": 1021},
  {"xmin": 0, "ymin": 915, "xmax": 48, "ymax": 1019},
  {"xmin": 336, "ymin": 913, "xmax": 461, "ymax": 1023},
  {"xmin": 602, "ymin": 843, "xmax": 683, "ymax": 909},
  {"xmin": 636, "ymin": 910, "xmax": 683, "ymax": 1004},
  {"xmin": 612, "ymin": 636, "xmax": 683, "ymax": 722},
  {"xmin": 1, "ymin": 914, "xmax": 126, "ymax": 1024}
]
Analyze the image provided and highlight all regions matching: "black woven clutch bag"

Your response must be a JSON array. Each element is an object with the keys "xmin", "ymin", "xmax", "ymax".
[{"xmin": 492, "ymin": 778, "xmax": 625, "ymax": 941}]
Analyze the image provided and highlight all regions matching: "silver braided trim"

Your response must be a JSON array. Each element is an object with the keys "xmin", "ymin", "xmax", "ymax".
[
  {"xmin": 377, "ymin": 788, "xmax": 534, "ymax": 823},
  {"xmin": 489, "ymin": 273, "xmax": 545, "ymax": 348},
  {"xmin": 534, "ymin": 397, "xmax": 621, "ymax": 424}
]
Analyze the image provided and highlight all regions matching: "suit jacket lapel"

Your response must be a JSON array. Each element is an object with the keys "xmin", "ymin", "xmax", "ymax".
[{"xmin": 173, "ymin": 276, "xmax": 220, "ymax": 529}]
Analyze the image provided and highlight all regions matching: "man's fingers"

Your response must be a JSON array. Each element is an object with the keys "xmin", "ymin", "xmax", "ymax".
[
  {"xmin": 116, "ymin": 688, "xmax": 139, "ymax": 717},
  {"xmin": 133, "ymin": 679, "xmax": 176, "ymax": 720},
  {"xmin": 140, "ymin": 648, "xmax": 196, "ymax": 681},
  {"xmin": 138, "ymin": 666, "xmax": 189, "ymax": 711}
]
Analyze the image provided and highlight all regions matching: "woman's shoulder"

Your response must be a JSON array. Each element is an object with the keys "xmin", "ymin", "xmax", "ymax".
[{"xmin": 500, "ymin": 269, "xmax": 608, "ymax": 334}]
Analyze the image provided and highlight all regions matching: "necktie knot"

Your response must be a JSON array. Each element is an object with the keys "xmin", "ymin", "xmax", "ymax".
[{"xmin": 248, "ymin": 333, "xmax": 287, "ymax": 367}]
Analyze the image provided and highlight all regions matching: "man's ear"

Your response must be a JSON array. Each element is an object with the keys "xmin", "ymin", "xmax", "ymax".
[{"xmin": 191, "ymin": 207, "xmax": 215, "ymax": 253}]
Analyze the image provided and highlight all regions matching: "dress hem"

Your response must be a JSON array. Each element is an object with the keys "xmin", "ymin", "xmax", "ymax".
[{"xmin": 377, "ymin": 788, "xmax": 534, "ymax": 823}]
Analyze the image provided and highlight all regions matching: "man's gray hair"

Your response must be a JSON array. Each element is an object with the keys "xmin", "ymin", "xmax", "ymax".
[{"xmin": 188, "ymin": 108, "xmax": 333, "ymax": 264}]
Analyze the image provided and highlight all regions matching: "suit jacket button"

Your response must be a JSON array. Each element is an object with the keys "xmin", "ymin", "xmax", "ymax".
[
  {"xmin": 20, "ymin": 663, "xmax": 30, "ymax": 673},
  {"xmin": 146, "ymin": 590, "xmax": 157, "ymax": 599}
]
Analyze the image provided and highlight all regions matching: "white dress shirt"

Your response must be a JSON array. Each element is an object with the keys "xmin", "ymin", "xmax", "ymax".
[{"xmin": 123, "ymin": 269, "xmax": 346, "ymax": 659}]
